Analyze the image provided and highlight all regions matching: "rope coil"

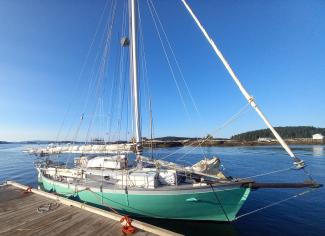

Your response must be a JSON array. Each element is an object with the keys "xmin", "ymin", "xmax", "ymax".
[{"xmin": 37, "ymin": 202, "xmax": 60, "ymax": 213}]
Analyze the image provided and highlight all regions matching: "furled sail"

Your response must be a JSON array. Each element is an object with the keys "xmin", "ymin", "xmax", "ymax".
[{"xmin": 24, "ymin": 143, "xmax": 133, "ymax": 155}]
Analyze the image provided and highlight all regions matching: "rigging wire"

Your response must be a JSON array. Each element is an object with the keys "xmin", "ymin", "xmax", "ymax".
[
  {"xmin": 240, "ymin": 167, "xmax": 294, "ymax": 180},
  {"xmin": 107, "ymin": 33, "xmax": 124, "ymax": 142},
  {"xmin": 105, "ymin": 1, "xmax": 129, "ymax": 143},
  {"xmin": 138, "ymin": 0, "xmax": 155, "ymax": 141},
  {"xmin": 114, "ymin": 37, "xmax": 128, "ymax": 142},
  {"xmin": 148, "ymin": 0, "xmax": 202, "ymax": 121},
  {"xmin": 116, "ymin": 0, "xmax": 129, "ymax": 142},
  {"xmin": 62, "ymin": 0, "xmax": 114, "ymax": 143},
  {"xmin": 55, "ymin": 0, "xmax": 110, "ymax": 143},
  {"xmin": 160, "ymin": 102, "xmax": 251, "ymax": 161},
  {"xmin": 52, "ymin": 0, "xmax": 113, "ymax": 166},
  {"xmin": 85, "ymin": 0, "xmax": 118, "ymax": 143},
  {"xmin": 210, "ymin": 184, "xmax": 230, "ymax": 222},
  {"xmin": 146, "ymin": 0, "xmax": 192, "ymax": 120},
  {"xmin": 80, "ymin": 18, "xmax": 112, "ymax": 126},
  {"xmin": 235, "ymin": 188, "xmax": 317, "ymax": 220},
  {"xmin": 148, "ymin": 0, "xmax": 206, "ymax": 159}
]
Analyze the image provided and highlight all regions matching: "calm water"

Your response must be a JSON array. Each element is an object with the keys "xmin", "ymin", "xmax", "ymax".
[{"xmin": 0, "ymin": 144, "xmax": 324, "ymax": 236}]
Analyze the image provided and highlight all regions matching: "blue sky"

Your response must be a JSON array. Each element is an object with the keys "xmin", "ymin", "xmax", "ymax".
[{"xmin": 0, "ymin": 0, "xmax": 324, "ymax": 141}]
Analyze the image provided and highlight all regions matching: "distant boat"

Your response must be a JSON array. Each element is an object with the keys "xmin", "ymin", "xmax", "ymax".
[{"xmin": 34, "ymin": 0, "xmax": 320, "ymax": 222}]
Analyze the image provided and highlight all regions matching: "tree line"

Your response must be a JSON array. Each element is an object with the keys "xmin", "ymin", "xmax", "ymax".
[{"xmin": 231, "ymin": 126, "xmax": 325, "ymax": 141}]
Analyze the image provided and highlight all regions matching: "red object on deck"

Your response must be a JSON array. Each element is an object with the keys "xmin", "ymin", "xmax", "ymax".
[
  {"xmin": 120, "ymin": 216, "xmax": 136, "ymax": 235},
  {"xmin": 22, "ymin": 186, "xmax": 32, "ymax": 194}
]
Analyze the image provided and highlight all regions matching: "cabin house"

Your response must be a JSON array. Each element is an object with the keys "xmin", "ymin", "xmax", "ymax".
[{"xmin": 312, "ymin": 133, "xmax": 324, "ymax": 140}]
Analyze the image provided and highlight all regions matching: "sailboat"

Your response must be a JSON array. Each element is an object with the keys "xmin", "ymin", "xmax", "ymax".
[{"xmin": 34, "ymin": 0, "xmax": 321, "ymax": 222}]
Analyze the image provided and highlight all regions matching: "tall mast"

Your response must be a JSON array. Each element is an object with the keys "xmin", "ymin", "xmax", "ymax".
[
  {"xmin": 129, "ymin": 0, "xmax": 142, "ymax": 155},
  {"xmin": 181, "ymin": 0, "xmax": 304, "ymax": 168}
]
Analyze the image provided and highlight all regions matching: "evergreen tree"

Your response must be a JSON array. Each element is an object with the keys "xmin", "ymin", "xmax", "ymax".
[{"xmin": 231, "ymin": 126, "xmax": 325, "ymax": 141}]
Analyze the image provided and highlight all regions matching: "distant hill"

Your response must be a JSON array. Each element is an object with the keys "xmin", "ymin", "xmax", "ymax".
[
  {"xmin": 154, "ymin": 136, "xmax": 198, "ymax": 141},
  {"xmin": 0, "ymin": 141, "xmax": 11, "ymax": 144},
  {"xmin": 231, "ymin": 126, "xmax": 325, "ymax": 141}
]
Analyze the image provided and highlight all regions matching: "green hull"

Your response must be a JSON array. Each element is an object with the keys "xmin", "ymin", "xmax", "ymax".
[{"xmin": 39, "ymin": 173, "xmax": 250, "ymax": 221}]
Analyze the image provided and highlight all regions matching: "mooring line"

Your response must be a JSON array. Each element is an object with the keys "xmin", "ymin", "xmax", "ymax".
[{"xmin": 235, "ymin": 188, "xmax": 316, "ymax": 220}]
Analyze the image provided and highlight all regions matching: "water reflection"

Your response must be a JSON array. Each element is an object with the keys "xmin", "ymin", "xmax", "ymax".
[
  {"xmin": 142, "ymin": 218, "xmax": 238, "ymax": 236},
  {"xmin": 313, "ymin": 146, "xmax": 324, "ymax": 157}
]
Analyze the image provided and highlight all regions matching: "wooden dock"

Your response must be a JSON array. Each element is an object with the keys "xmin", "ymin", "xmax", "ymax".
[{"xmin": 0, "ymin": 181, "xmax": 182, "ymax": 236}]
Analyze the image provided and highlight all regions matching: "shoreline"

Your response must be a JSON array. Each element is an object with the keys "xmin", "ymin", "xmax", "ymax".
[
  {"xmin": 142, "ymin": 140, "xmax": 325, "ymax": 148},
  {"xmin": 1, "ymin": 140, "xmax": 324, "ymax": 149}
]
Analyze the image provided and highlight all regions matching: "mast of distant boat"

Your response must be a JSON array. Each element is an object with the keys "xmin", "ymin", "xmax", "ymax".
[
  {"xmin": 129, "ymin": 0, "xmax": 142, "ymax": 156},
  {"xmin": 181, "ymin": 0, "xmax": 304, "ymax": 168}
]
